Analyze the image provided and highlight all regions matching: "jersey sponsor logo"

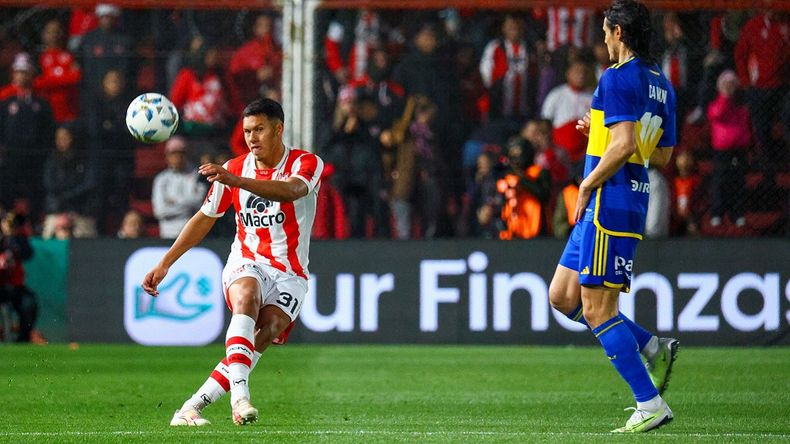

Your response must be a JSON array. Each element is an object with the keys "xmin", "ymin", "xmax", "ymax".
[
  {"xmin": 630, "ymin": 179, "xmax": 650, "ymax": 193},
  {"xmin": 240, "ymin": 194, "xmax": 286, "ymax": 228},
  {"xmin": 614, "ymin": 256, "xmax": 633, "ymax": 278}
]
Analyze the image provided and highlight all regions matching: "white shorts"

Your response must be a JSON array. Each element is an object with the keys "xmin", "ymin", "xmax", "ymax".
[{"xmin": 222, "ymin": 258, "xmax": 308, "ymax": 322}]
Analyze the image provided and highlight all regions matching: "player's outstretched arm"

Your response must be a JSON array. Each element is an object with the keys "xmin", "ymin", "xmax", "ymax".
[
  {"xmin": 199, "ymin": 162, "xmax": 308, "ymax": 202},
  {"xmin": 141, "ymin": 211, "xmax": 216, "ymax": 296}
]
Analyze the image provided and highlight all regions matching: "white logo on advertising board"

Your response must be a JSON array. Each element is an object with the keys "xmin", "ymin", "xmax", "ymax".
[{"xmin": 124, "ymin": 247, "xmax": 224, "ymax": 346}]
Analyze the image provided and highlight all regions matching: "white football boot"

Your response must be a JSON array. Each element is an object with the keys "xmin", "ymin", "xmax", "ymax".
[{"xmin": 170, "ymin": 408, "xmax": 210, "ymax": 426}]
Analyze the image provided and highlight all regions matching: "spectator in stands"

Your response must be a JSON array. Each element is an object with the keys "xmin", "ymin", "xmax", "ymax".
[
  {"xmin": 686, "ymin": 11, "xmax": 746, "ymax": 124},
  {"xmin": 348, "ymin": 47, "xmax": 405, "ymax": 133},
  {"xmin": 66, "ymin": 7, "xmax": 99, "ymax": 52},
  {"xmin": 540, "ymin": 60, "xmax": 592, "ymax": 168},
  {"xmin": 480, "ymin": 15, "xmax": 534, "ymax": 123},
  {"xmin": 406, "ymin": 96, "xmax": 443, "ymax": 239},
  {"xmin": 454, "ymin": 42, "xmax": 488, "ymax": 128},
  {"xmin": 151, "ymin": 136, "xmax": 207, "ymax": 239},
  {"xmin": 77, "ymin": 4, "xmax": 131, "ymax": 108},
  {"xmin": 45, "ymin": 213, "xmax": 74, "ymax": 240},
  {"xmin": 523, "ymin": 119, "xmax": 571, "ymax": 188},
  {"xmin": 734, "ymin": 11, "xmax": 788, "ymax": 166},
  {"xmin": 133, "ymin": 35, "xmax": 161, "ymax": 94},
  {"xmin": 34, "ymin": 19, "xmax": 81, "ymax": 124},
  {"xmin": 0, "ymin": 52, "xmax": 55, "ymax": 220},
  {"xmin": 321, "ymin": 90, "xmax": 388, "ymax": 238},
  {"xmin": 707, "ymin": 69, "xmax": 751, "ymax": 229},
  {"xmin": 170, "ymin": 37, "xmax": 230, "ymax": 145},
  {"xmin": 227, "ymin": 13, "xmax": 283, "ymax": 115},
  {"xmin": 468, "ymin": 152, "xmax": 501, "ymax": 239},
  {"xmin": 311, "ymin": 163, "xmax": 350, "ymax": 240},
  {"xmin": 660, "ymin": 12, "xmax": 701, "ymax": 124},
  {"xmin": 0, "ymin": 209, "xmax": 37, "ymax": 343},
  {"xmin": 324, "ymin": 9, "xmax": 384, "ymax": 87},
  {"xmin": 85, "ymin": 68, "xmax": 132, "ymax": 234},
  {"xmin": 672, "ymin": 150, "xmax": 701, "ymax": 236},
  {"xmin": 42, "ymin": 124, "xmax": 98, "ymax": 239},
  {"xmin": 392, "ymin": 23, "xmax": 453, "ymax": 134},
  {"xmin": 117, "ymin": 209, "xmax": 144, "ymax": 239},
  {"xmin": 552, "ymin": 176, "xmax": 579, "ymax": 240},
  {"xmin": 496, "ymin": 136, "xmax": 550, "ymax": 240}
]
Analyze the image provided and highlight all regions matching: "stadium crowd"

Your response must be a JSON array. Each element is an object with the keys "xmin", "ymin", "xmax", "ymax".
[{"xmin": 0, "ymin": 4, "xmax": 787, "ymax": 241}]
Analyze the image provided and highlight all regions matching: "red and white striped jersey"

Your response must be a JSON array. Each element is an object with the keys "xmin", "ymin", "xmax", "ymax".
[
  {"xmin": 201, "ymin": 148, "xmax": 324, "ymax": 280},
  {"xmin": 546, "ymin": 7, "xmax": 595, "ymax": 52},
  {"xmin": 480, "ymin": 38, "xmax": 529, "ymax": 119}
]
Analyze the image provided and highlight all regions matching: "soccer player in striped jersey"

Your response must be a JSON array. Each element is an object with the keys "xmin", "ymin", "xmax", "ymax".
[
  {"xmin": 547, "ymin": 0, "xmax": 679, "ymax": 433},
  {"xmin": 142, "ymin": 98, "xmax": 323, "ymax": 426}
]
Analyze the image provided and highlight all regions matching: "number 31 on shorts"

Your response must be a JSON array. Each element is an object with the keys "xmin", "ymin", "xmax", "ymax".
[{"xmin": 275, "ymin": 292, "xmax": 299, "ymax": 315}]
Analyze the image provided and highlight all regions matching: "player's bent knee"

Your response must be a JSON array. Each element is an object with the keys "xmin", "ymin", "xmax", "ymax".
[{"xmin": 228, "ymin": 278, "xmax": 261, "ymax": 314}]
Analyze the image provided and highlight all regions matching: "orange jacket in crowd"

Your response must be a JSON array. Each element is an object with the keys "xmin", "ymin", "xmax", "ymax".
[{"xmin": 497, "ymin": 164, "xmax": 549, "ymax": 240}]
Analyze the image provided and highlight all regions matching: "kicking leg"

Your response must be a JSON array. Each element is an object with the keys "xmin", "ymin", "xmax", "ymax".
[{"xmin": 171, "ymin": 347, "xmax": 265, "ymax": 426}]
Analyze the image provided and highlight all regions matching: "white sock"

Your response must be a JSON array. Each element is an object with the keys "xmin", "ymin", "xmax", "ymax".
[
  {"xmin": 636, "ymin": 394, "xmax": 663, "ymax": 412},
  {"xmin": 182, "ymin": 351, "xmax": 263, "ymax": 412},
  {"xmin": 226, "ymin": 314, "xmax": 256, "ymax": 405},
  {"xmin": 642, "ymin": 336, "xmax": 659, "ymax": 358},
  {"xmin": 182, "ymin": 377, "xmax": 225, "ymax": 412}
]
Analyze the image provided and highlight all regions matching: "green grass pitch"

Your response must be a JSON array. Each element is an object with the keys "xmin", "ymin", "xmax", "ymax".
[{"xmin": 1, "ymin": 345, "xmax": 788, "ymax": 443}]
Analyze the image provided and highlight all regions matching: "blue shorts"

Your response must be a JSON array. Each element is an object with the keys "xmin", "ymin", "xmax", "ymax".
[{"xmin": 558, "ymin": 219, "xmax": 639, "ymax": 292}]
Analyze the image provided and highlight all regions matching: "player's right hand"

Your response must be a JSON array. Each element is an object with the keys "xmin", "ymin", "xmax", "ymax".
[
  {"xmin": 576, "ymin": 111, "xmax": 591, "ymax": 137},
  {"xmin": 142, "ymin": 265, "xmax": 169, "ymax": 297}
]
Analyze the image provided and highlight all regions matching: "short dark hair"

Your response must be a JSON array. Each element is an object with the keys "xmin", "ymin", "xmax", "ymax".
[
  {"xmin": 604, "ymin": 0, "xmax": 655, "ymax": 64},
  {"xmin": 243, "ymin": 98, "xmax": 284, "ymax": 123}
]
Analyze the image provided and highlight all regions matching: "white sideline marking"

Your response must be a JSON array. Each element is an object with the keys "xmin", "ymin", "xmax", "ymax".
[{"xmin": 2, "ymin": 430, "xmax": 789, "ymax": 438}]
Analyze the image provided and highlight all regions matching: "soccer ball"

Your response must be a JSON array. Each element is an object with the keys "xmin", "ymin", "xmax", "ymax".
[{"xmin": 125, "ymin": 93, "xmax": 179, "ymax": 144}]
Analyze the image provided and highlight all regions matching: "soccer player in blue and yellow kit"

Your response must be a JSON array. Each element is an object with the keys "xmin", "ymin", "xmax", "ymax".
[{"xmin": 548, "ymin": 0, "xmax": 678, "ymax": 433}]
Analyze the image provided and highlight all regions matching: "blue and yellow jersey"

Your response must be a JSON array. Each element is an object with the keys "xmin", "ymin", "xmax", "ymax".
[{"xmin": 584, "ymin": 57, "xmax": 676, "ymax": 239}]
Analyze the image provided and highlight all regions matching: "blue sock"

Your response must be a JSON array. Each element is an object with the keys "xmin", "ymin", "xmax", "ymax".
[
  {"xmin": 566, "ymin": 305, "xmax": 653, "ymax": 351},
  {"xmin": 592, "ymin": 314, "xmax": 658, "ymax": 403},
  {"xmin": 567, "ymin": 304, "xmax": 589, "ymax": 327},
  {"xmin": 619, "ymin": 314, "xmax": 653, "ymax": 351}
]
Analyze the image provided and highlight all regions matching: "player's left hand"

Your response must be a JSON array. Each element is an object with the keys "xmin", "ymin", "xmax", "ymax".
[
  {"xmin": 576, "ymin": 111, "xmax": 591, "ymax": 137},
  {"xmin": 574, "ymin": 183, "xmax": 593, "ymax": 222},
  {"xmin": 199, "ymin": 163, "xmax": 240, "ymax": 187}
]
